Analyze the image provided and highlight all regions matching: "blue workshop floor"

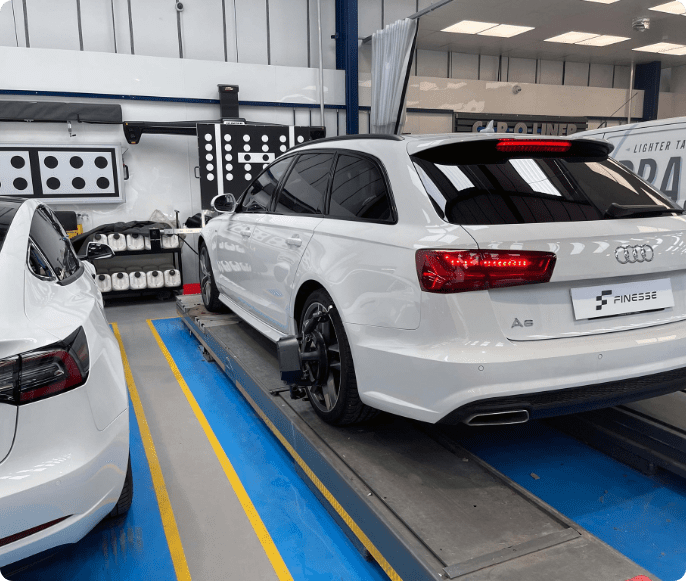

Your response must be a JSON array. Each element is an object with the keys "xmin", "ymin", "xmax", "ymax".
[{"xmin": 456, "ymin": 421, "xmax": 686, "ymax": 581}]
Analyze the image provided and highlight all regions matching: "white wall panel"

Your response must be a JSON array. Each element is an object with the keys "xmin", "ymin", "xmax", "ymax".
[
  {"xmin": 539, "ymin": 59, "xmax": 562, "ymax": 85},
  {"xmin": 80, "ymin": 0, "xmax": 115, "ymax": 54},
  {"xmin": 308, "ymin": 0, "xmax": 336, "ymax": 70},
  {"xmin": 450, "ymin": 52, "xmax": 478, "ymax": 80},
  {"xmin": 25, "ymin": 0, "xmax": 80, "ymax": 51},
  {"xmin": 359, "ymin": 43, "xmax": 372, "ymax": 74},
  {"xmin": 269, "ymin": 0, "xmax": 308, "ymax": 67},
  {"xmin": 223, "ymin": 0, "xmax": 238, "ymax": 62},
  {"xmin": 130, "ymin": 0, "xmax": 178, "ymax": 58},
  {"xmin": 479, "ymin": 54, "xmax": 499, "ymax": 81},
  {"xmin": 0, "ymin": 0, "xmax": 20, "ymax": 47},
  {"xmin": 235, "ymin": 0, "xmax": 268, "ymax": 65},
  {"xmin": 613, "ymin": 65, "xmax": 630, "ymax": 89},
  {"xmin": 359, "ymin": 0, "xmax": 381, "ymax": 38},
  {"xmin": 499, "ymin": 56, "xmax": 508, "ymax": 82},
  {"xmin": 589, "ymin": 63, "xmax": 613, "ymax": 89},
  {"xmin": 508, "ymin": 58, "xmax": 536, "ymax": 84},
  {"xmin": 563, "ymin": 61, "xmax": 588, "ymax": 86},
  {"xmin": 180, "ymin": 0, "xmax": 225, "ymax": 62},
  {"xmin": 111, "ymin": 0, "xmax": 133, "ymax": 54},
  {"xmin": 417, "ymin": 49, "xmax": 447, "ymax": 78},
  {"xmin": 383, "ymin": 0, "xmax": 415, "ymax": 26}
]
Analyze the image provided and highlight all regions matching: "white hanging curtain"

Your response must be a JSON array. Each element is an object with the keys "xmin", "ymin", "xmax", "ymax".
[{"xmin": 370, "ymin": 18, "xmax": 418, "ymax": 135}]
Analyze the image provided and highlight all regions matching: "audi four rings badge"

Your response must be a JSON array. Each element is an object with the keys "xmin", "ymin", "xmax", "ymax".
[{"xmin": 615, "ymin": 245, "xmax": 654, "ymax": 264}]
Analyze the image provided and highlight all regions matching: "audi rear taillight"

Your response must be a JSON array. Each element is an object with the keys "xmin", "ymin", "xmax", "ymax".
[
  {"xmin": 415, "ymin": 249, "xmax": 557, "ymax": 293},
  {"xmin": 0, "ymin": 327, "xmax": 89, "ymax": 405}
]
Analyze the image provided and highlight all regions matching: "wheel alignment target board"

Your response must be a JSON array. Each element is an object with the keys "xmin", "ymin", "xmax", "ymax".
[{"xmin": 197, "ymin": 123, "xmax": 323, "ymax": 210}]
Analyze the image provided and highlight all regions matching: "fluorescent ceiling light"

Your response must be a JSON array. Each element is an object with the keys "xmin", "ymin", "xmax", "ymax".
[
  {"xmin": 442, "ymin": 20, "xmax": 498, "ymax": 34},
  {"xmin": 577, "ymin": 34, "xmax": 631, "ymax": 46},
  {"xmin": 649, "ymin": 1, "xmax": 686, "ymax": 14},
  {"xmin": 479, "ymin": 24, "xmax": 535, "ymax": 37},
  {"xmin": 544, "ymin": 31, "xmax": 601, "ymax": 44},
  {"xmin": 633, "ymin": 42, "xmax": 684, "ymax": 52},
  {"xmin": 582, "ymin": 0, "xmax": 621, "ymax": 3},
  {"xmin": 662, "ymin": 45, "xmax": 686, "ymax": 54}
]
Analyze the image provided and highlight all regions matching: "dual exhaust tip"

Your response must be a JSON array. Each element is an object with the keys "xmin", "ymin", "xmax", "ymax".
[{"xmin": 464, "ymin": 409, "xmax": 530, "ymax": 427}]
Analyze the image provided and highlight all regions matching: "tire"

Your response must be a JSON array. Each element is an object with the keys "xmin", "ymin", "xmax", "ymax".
[
  {"xmin": 300, "ymin": 289, "xmax": 379, "ymax": 425},
  {"xmin": 199, "ymin": 244, "xmax": 225, "ymax": 313},
  {"xmin": 108, "ymin": 455, "xmax": 133, "ymax": 518}
]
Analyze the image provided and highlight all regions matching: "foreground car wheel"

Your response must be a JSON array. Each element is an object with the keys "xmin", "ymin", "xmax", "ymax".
[
  {"xmin": 108, "ymin": 455, "xmax": 133, "ymax": 518},
  {"xmin": 300, "ymin": 289, "xmax": 379, "ymax": 425},
  {"xmin": 199, "ymin": 244, "xmax": 224, "ymax": 313}
]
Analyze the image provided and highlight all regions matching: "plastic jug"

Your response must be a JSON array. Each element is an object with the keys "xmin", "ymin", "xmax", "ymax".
[
  {"xmin": 111, "ymin": 272, "xmax": 130, "ymax": 291},
  {"xmin": 161, "ymin": 234, "xmax": 179, "ymax": 249},
  {"xmin": 95, "ymin": 273, "xmax": 111, "ymax": 293},
  {"xmin": 92, "ymin": 233, "xmax": 109, "ymax": 245},
  {"xmin": 126, "ymin": 233, "xmax": 145, "ymax": 251},
  {"xmin": 146, "ymin": 270, "xmax": 165, "ymax": 289},
  {"xmin": 107, "ymin": 233, "xmax": 127, "ymax": 252},
  {"xmin": 164, "ymin": 269, "xmax": 181, "ymax": 287},
  {"xmin": 129, "ymin": 271, "xmax": 147, "ymax": 290}
]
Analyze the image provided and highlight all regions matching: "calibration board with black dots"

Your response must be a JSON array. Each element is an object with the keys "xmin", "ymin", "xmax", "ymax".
[
  {"xmin": 197, "ymin": 123, "xmax": 324, "ymax": 209},
  {"xmin": 0, "ymin": 146, "xmax": 121, "ymax": 203}
]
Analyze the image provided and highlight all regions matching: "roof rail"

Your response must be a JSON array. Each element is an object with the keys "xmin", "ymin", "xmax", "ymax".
[{"xmin": 290, "ymin": 133, "xmax": 404, "ymax": 151}]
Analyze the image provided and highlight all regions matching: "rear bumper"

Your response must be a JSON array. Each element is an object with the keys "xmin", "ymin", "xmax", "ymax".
[
  {"xmin": 346, "ymin": 314, "xmax": 686, "ymax": 424},
  {"xmin": 0, "ymin": 388, "xmax": 129, "ymax": 568}
]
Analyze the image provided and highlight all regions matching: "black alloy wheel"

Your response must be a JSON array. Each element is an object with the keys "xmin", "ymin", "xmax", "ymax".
[{"xmin": 199, "ymin": 244, "xmax": 224, "ymax": 312}]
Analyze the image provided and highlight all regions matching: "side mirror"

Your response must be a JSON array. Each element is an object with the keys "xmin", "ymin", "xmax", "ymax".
[
  {"xmin": 211, "ymin": 193, "xmax": 237, "ymax": 214},
  {"xmin": 84, "ymin": 242, "xmax": 115, "ymax": 260}
]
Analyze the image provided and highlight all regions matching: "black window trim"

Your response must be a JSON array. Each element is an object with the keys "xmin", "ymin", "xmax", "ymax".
[
  {"xmin": 26, "ymin": 238, "xmax": 57, "ymax": 282},
  {"xmin": 32, "ymin": 205, "xmax": 84, "ymax": 286},
  {"xmin": 326, "ymin": 149, "xmax": 398, "ymax": 225}
]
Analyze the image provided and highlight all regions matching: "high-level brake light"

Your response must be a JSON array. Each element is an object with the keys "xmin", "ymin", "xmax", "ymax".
[
  {"xmin": 496, "ymin": 139, "xmax": 572, "ymax": 153},
  {"xmin": 415, "ymin": 249, "xmax": 557, "ymax": 293}
]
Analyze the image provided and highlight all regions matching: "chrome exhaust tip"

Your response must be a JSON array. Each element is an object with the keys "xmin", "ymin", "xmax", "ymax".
[{"xmin": 464, "ymin": 410, "xmax": 530, "ymax": 427}]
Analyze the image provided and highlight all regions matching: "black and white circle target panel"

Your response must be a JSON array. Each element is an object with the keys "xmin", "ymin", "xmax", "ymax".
[
  {"xmin": 197, "ymin": 123, "xmax": 324, "ymax": 210},
  {"xmin": 0, "ymin": 146, "xmax": 121, "ymax": 203}
]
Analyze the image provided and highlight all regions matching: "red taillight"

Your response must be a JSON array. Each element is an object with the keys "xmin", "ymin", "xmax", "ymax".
[
  {"xmin": 496, "ymin": 139, "xmax": 571, "ymax": 154},
  {"xmin": 415, "ymin": 249, "xmax": 557, "ymax": 293},
  {"xmin": 0, "ymin": 327, "xmax": 89, "ymax": 405}
]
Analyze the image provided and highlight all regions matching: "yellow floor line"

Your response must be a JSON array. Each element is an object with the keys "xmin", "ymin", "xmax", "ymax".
[
  {"xmin": 111, "ymin": 323, "xmax": 192, "ymax": 581},
  {"xmin": 146, "ymin": 319, "xmax": 294, "ymax": 581}
]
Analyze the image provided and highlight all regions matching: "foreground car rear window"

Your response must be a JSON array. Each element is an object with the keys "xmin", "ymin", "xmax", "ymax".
[{"xmin": 412, "ymin": 140, "xmax": 681, "ymax": 225}]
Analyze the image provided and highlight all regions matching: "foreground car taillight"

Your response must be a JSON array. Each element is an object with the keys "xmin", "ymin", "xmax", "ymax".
[
  {"xmin": 415, "ymin": 249, "xmax": 557, "ymax": 293},
  {"xmin": 0, "ymin": 327, "xmax": 89, "ymax": 405}
]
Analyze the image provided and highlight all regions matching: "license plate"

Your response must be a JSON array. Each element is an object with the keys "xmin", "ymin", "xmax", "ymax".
[{"xmin": 571, "ymin": 279, "xmax": 674, "ymax": 320}]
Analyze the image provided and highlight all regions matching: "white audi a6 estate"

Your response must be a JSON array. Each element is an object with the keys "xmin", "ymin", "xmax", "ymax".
[
  {"xmin": 0, "ymin": 197, "xmax": 130, "ymax": 568},
  {"xmin": 199, "ymin": 134, "xmax": 686, "ymax": 427}
]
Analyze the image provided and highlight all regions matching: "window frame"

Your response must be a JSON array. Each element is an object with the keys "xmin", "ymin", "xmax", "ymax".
[
  {"xmin": 271, "ymin": 151, "xmax": 336, "ymax": 217},
  {"xmin": 26, "ymin": 238, "xmax": 57, "ymax": 282},
  {"xmin": 30, "ymin": 205, "xmax": 83, "ymax": 285},
  {"xmin": 325, "ymin": 149, "xmax": 398, "ymax": 225},
  {"xmin": 236, "ymin": 155, "xmax": 297, "ymax": 215}
]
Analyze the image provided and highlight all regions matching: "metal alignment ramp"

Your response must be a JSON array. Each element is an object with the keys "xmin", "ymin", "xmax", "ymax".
[{"xmin": 176, "ymin": 295, "xmax": 656, "ymax": 581}]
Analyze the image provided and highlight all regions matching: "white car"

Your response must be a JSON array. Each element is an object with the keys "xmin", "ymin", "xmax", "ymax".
[
  {"xmin": 199, "ymin": 134, "xmax": 686, "ymax": 427},
  {"xmin": 0, "ymin": 197, "xmax": 130, "ymax": 567}
]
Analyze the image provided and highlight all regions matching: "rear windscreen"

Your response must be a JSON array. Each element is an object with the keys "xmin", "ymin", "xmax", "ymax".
[{"xmin": 412, "ymin": 148, "xmax": 681, "ymax": 225}]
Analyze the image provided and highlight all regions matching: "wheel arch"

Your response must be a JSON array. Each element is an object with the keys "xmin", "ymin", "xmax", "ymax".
[{"xmin": 293, "ymin": 279, "xmax": 325, "ymax": 328}]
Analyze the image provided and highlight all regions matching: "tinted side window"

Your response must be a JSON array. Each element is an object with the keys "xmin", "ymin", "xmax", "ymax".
[
  {"xmin": 29, "ymin": 207, "xmax": 80, "ymax": 281},
  {"xmin": 239, "ymin": 158, "xmax": 292, "ymax": 213},
  {"xmin": 329, "ymin": 155, "xmax": 392, "ymax": 222},
  {"xmin": 275, "ymin": 153, "xmax": 334, "ymax": 215}
]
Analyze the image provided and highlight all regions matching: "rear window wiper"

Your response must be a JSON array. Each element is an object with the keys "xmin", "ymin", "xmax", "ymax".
[{"xmin": 605, "ymin": 203, "xmax": 683, "ymax": 219}]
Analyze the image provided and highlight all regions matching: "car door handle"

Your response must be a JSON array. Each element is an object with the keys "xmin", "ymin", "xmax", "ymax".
[
  {"xmin": 286, "ymin": 236, "xmax": 302, "ymax": 247},
  {"xmin": 241, "ymin": 228, "xmax": 252, "ymax": 237}
]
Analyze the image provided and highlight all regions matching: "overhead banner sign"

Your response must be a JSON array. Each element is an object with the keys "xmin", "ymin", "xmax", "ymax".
[{"xmin": 455, "ymin": 113, "xmax": 588, "ymax": 136}]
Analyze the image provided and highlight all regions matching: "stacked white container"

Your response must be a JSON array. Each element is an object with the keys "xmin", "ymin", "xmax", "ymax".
[
  {"xmin": 126, "ymin": 233, "xmax": 145, "ymax": 251},
  {"xmin": 107, "ymin": 233, "xmax": 127, "ymax": 252},
  {"xmin": 164, "ymin": 268, "xmax": 182, "ymax": 287},
  {"xmin": 95, "ymin": 273, "xmax": 112, "ymax": 293},
  {"xmin": 128, "ymin": 269, "xmax": 147, "ymax": 290},
  {"xmin": 93, "ymin": 233, "xmax": 109, "ymax": 245},
  {"xmin": 161, "ymin": 234, "xmax": 179, "ymax": 249},
  {"xmin": 146, "ymin": 270, "xmax": 165, "ymax": 289},
  {"xmin": 111, "ymin": 272, "xmax": 130, "ymax": 291}
]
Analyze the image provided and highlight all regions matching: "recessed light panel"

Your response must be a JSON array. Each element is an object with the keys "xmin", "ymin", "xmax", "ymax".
[
  {"xmin": 662, "ymin": 45, "xmax": 686, "ymax": 54},
  {"xmin": 544, "ymin": 31, "xmax": 601, "ymax": 43},
  {"xmin": 441, "ymin": 20, "xmax": 498, "ymax": 34},
  {"xmin": 582, "ymin": 0, "xmax": 621, "ymax": 3},
  {"xmin": 633, "ymin": 42, "xmax": 684, "ymax": 52},
  {"xmin": 577, "ymin": 34, "xmax": 631, "ymax": 46},
  {"xmin": 479, "ymin": 24, "xmax": 535, "ymax": 37},
  {"xmin": 649, "ymin": 1, "xmax": 686, "ymax": 14}
]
